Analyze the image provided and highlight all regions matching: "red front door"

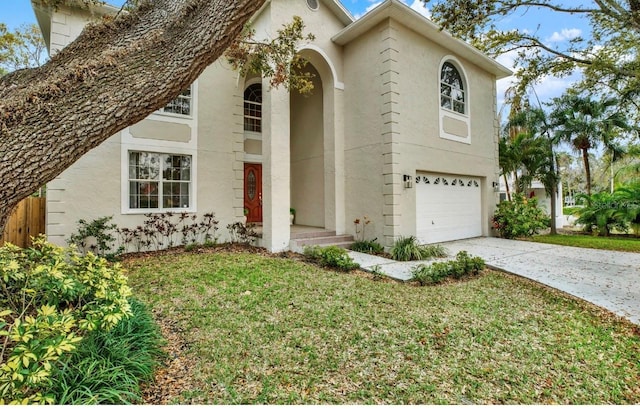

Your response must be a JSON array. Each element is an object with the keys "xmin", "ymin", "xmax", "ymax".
[{"xmin": 244, "ymin": 163, "xmax": 263, "ymax": 223}]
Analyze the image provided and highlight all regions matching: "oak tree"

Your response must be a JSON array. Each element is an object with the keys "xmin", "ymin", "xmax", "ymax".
[
  {"xmin": 425, "ymin": 0, "xmax": 640, "ymax": 104},
  {"xmin": 0, "ymin": 0, "xmax": 269, "ymax": 231}
]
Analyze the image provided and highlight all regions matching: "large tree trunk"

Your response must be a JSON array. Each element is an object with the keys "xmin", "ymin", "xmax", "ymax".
[
  {"xmin": 0, "ymin": 0, "xmax": 266, "ymax": 232},
  {"xmin": 582, "ymin": 148, "xmax": 592, "ymax": 196},
  {"xmin": 549, "ymin": 183, "xmax": 557, "ymax": 235}
]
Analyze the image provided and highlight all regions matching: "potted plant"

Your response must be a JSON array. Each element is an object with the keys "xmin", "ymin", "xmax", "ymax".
[
  {"xmin": 243, "ymin": 208, "xmax": 249, "ymax": 224},
  {"xmin": 290, "ymin": 208, "xmax": 296, "ymax": 225}
]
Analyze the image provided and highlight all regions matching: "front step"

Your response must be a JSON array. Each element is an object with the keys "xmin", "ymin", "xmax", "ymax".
[{"xmin": 290, "ymin": 231, "xmax": 355, "ymax": 253}]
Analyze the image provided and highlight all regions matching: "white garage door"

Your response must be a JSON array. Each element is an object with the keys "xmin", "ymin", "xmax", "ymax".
[{"xmin": 416, "ymin": 173, "xmax": 482, "ymax": 244}]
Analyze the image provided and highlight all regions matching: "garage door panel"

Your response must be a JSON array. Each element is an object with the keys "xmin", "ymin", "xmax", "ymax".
[{"xmin": 416, "ymin": 173, "xmax": 482, "ymax": 244}]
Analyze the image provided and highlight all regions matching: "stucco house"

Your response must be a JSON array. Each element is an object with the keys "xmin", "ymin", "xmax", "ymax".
[{"xmin": 32, "ymin": 0, "xmax": 511, "ymax": 252}]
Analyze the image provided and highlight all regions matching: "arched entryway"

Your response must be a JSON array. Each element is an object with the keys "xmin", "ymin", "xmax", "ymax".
[{"xmin": 290, "ymin": 63, "xmax": 324, "ymax": 227}]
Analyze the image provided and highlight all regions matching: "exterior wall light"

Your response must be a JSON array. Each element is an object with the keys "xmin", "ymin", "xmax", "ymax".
[{"xmin": 403, "ymin": 174, "xmax": 413, "ymax": 189}]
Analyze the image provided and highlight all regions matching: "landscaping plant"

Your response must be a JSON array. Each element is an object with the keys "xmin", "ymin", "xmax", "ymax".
[
  {"xmin": 574, "ymin": 191, "xmax": 629, "ymax": 236},
  {"xmin": 491, "ymin": 194, "xmax": 549, "ymax": 239},
  {"xmin": 67, "ymin": 216, "xmax": 121, "ymax": 260},
  {"xmin": 0, "ymin": 237, "xmax": 132, "ymax": 404},
  {"xmin": 350, "ymin": 238, "xmax": 384, "ymax": 254},
  {"xmin": 303, "ymin": 245, "xmax": 359, "ymax": 271},
  {"xmin": 49, "ymin": 298, "xmax": 164, "ymax": 404},
  {"xmin": 390, "ymin": 236, "xmax": 448, "ymax": 261},
  {"xmin": 412, "ymin": 251, "xmax": 485, "ymax": 286}
]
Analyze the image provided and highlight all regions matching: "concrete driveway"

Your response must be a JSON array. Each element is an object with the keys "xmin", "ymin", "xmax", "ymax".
[
  {"xmin": 349, "ymin": 237, "xmax": 640, "ymax": 325},
  {"xmin": 442, "ymin": 237, "xmax": 640, "ymax": 326}
]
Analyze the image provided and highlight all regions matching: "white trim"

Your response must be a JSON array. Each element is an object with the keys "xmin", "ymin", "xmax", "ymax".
[
  {"xmin": 438, "ymin": 56, "xmax": 471, "ymax": 144},
  {"xmin": 121, "ymin": 144, "xmax": 198, "ymax": 215},
  {"xmin": 244, "ymin": 131, "xmax": 262, "ymax": 141},
  {"xmin": 297, "ymin": 44, "xmax": 345, "ymax": 90},
  {"xmin": 243, "ymin": 153, "xmax": 263, "ymax": 163}
]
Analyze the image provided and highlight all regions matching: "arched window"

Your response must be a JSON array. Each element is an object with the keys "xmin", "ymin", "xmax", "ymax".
[
  {"xmin": 244, "ymin": 83, "xmax": 262, "ymax": 133},
  {"xmin": 440, "ymin": 62, "xmax": 465, "ymax": 114}
]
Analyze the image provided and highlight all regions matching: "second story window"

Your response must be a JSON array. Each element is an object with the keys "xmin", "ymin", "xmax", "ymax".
[
  {"xmin": 161, "ymin": 87, "xmax": 192, "ymax": 116},
  {"xmin": 244, "ymin": 83, "xmax": 262, "ymax": 133},
  {"xmin": 440, "ymin": 62, "xmax": 465, "ymax": 115}
]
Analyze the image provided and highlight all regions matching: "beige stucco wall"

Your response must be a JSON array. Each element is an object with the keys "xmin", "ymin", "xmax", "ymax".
[
  {"xmin": 343, "ymin": 23, "xmax": 386, "ymax": 243},
  {"xmin": 43, "ymin": 0, "xmax": 501, "ymax": 251},
  {"xmin": 392, "ymin": 22, "xmax": 499, "ymax": 240},
  {"xmin": 342, "ymin": 18, "xmax": 500, "ymax": 247}
]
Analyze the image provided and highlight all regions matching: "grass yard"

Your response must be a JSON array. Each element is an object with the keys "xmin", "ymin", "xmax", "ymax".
[
  {"xmin": 528, "ymin": 233, "xmax": 640, "ymax": 252},
  {"xmin": 124, "ymin": 248, "xmax": 640, "ymax": 404}
]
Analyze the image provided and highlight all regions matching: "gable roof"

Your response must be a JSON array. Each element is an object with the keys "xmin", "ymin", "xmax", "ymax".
[
  {"xmin": 251, "ymin": 0, "xmax": 354, "ymax": 26},
  {"xmin": 333, "ymin": 0, "xmax": 512, "ymax": 79}
]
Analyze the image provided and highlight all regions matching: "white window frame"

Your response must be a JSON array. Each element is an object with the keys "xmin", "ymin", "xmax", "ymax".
[
  {"xmin": 122, "ymin": 147, "xmax": 197, "ymax": 214},
  {"xmin": 440, "ymin": 62, "xmax": 466, "ymax": 115},
  {"xmin": 154, "ymin": 85, "xmax": 194, "ymax": 119},
  {"xmin": 243, "ymin": 80, "xmax": 263, "ymax": 135},
  {"xmin": 438, "ymin": 56, "xmax": 471, "ymax": 144}
]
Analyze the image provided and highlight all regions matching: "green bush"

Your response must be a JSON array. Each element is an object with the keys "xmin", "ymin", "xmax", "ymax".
[
  {"xmin": 492, "ymin": 194, "xmax": 549, "ymax": 239},
  {"xmin": 350, "ymin": 239, "xmax": 384, "ymax": 254},
  {"xmin": 68, "ymin": 216, "xmax": 122, "ymax": 261},
  {"xmin": 50, "ymin": 298, "xmax": 164, "ymax": 404},
  {"xmin": 574, "ymin": 186, "xmax": 640, "ymax": 236},
  {"xmin": 390, "ymin": 236, "xmax": 448, "ymax": 261},
  {"xmin": 303, "ymin": 245, "xmax": 359, "ymax": 271},
  {"xmin": 412, "ymin": 251, "xmax": 485, "ymax": 286},
  {"xmin": 0, "ymin": 237, "xmax": 132, "ymax": 404}
]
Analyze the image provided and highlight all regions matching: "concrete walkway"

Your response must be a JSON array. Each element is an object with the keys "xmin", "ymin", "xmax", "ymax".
[{"xmin": 348, "ymin": 237, "xmax": 640, "ymax": 325}]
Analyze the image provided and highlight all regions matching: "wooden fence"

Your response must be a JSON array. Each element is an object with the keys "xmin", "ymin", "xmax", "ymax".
[{"xmin": 1, "ymin": 197, "xmax": 46, "ymax": 248}]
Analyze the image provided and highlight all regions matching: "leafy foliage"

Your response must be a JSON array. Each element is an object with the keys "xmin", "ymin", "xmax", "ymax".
[
  {"xmin": 492, "ymin": 194, "xmax": 549, "ymax": 239},
  {"xmin": 350, "ymin": 239, "xmax": 384, "ymax": 254},
  {"xmin": 225, "ymin": 16, "xmax": 316, "ymax": 93},
  {"xmin": 0, "ymin": 23, "xmax": 47, "ymax": 74},
  {"xmin": 573, "ymin": 184, "xmax": 640, "ymax": 236},
  {"xmin": 69, "ymin": 212, "xmax": 221, "ymax": 257},
  {"xmin": 49, "ymin": 298, "xmax": 164, "ymax": 404},
  {"xmin": 425, "ymin": 0, "xmax": 640, "ymax": 107},
  {"xmin": 68, "ymin": 216, "xmax": 121, "ymax": 260},
  {"xmin": 303, "ymin": 245, "xmax": 359, "ymax": 271},
  {"xmin": 390, "ymin": 236, "xmax": 448, "ymax": 261},
  {"xmin": 549, "ymin": 94, "xmax": 632, "ymax": 196},
  {"xmin": 0, "ymin": 237, "xmax": 132, "ymax": 404},
  {"xmin": 412, "ymin": 251, "xmax": 486, "ymax": 286},
  {"xmin": 226, "ymin": 222, "xmax": 259, "ymax": 245}
]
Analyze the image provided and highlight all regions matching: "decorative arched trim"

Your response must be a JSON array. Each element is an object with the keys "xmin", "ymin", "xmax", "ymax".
[
  {"xmin": 438, "ymin": 55, "xmax": 471, "ymax": 144},
  {"xmin": 297, "ymin": 44, "xmax": 344, "ymax": 90}
]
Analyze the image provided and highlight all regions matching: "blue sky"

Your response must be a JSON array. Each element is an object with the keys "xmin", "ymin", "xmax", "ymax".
[{"xmin": 2, "ymin": 0, "xmax": 592, "ymax": 108}]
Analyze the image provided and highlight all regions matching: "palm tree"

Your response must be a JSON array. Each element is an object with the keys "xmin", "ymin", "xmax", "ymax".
[
  {"xmin": 505, "ymin": 107, "xmax": 561, "ymax": 234},
  {"xmin": 550, "ymin": 94, "xmax": 631, "ymax": 196}
]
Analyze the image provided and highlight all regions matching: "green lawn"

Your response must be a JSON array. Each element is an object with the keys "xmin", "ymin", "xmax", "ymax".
[
  {"xmin": 124, "ymin": 249, "xmax": 640, "ymax": 404},
  {"xmin": 528, "ymin": 234, "xmax": 640, "ymax": 252}
]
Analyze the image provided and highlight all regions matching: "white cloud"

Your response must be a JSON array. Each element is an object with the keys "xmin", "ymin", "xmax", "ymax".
[
  {"xmin": 408, "ymin": 0, "xmax": 431, "ymax": 19},
  {"xmin": 547, "ymin": 28, "xmax": 582, "ymax": 43}
]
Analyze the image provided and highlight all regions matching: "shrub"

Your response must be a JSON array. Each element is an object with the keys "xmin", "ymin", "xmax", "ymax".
[
  {"xmin": 422, "ymin": 244, "xmax": 449, "ymax": 259},
  {"xmin": 303, "ymin": 245, "xmax": 359, "ymax": 271},
  {"xmin": 411, "ymin": 251, "xmax": 485, "ymax": 286},
  {"xmin": 68, "ymin": 216, "xmax": 122, "ymax": 260},
  {"xmin": 491, "ymin": 194, "xmax": 549, "ymax": 239},
  {"xmin": 49, "ymin": 298, "xmax": 164, "ymax": 404},
  {"xmin": 0, "ymin": 238, "xmax": 132, "ymax": 404},
  {"xmin": 350, "ymin": 238, "xmax": 384, "ymax": 254},
  {"xmin": 226, "ymin": 222, "xmax": 259, "ymax": 244},
  {"xmin": 390, "ymin": 236, "xmax": 448, "ymax": 261},
  {"xmin": 573, "ymin": 186, "xmax": 640, "ymax": 236}
]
